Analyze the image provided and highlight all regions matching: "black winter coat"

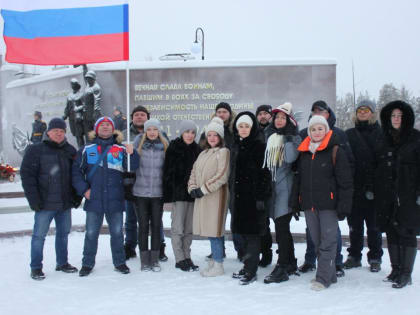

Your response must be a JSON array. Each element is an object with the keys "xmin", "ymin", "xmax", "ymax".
[
  {"xmin": 113, "ymin": 114, "xmax": 127, "ymax": 132},
  {"xmin": 373, "ymin": 101, "xmax": 420, "ymax": 233},
  {"xmin": 346, "ymin": 121, "xmax": 382, "ymax": 209},
  {"xmin": 229, "ymin": 112, "xmax": 272, "ymax": 235},
  {"xmin": 290, "ymin": 131, "xmax": 353, "ymax": 218},
  {"xmin": 30, "ymin": 119, "xmax": 47, "ymax": 143},
  {"xmin": 163, "ymin": 137, "xmax": 201, "ymax": 203},
  {"xmin": 21, "ymin": 137, "xmax": 80, "ymax": 211}
]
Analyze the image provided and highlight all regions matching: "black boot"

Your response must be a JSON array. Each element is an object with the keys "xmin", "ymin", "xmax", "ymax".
[
  {"xmin": 384, "ymin": 244, "xmax": 400, "ymax": 283},
  {"xmin": 159, "ymin": 243, "xmax": 168, "ymax": 262},
  {"xmin": 264, "ymin": 264, "xmax": 289, "ymax": 283},
  {"xmin": 259, "ymin": 249, "xmax": 273, "ymax": 267},
  {"xmin": 239, "ymin": 272, "xmax": 257, "ymax": 285},
  {"xmin": 185, "ymin": 258, "xmax": 199, "ymax": 271},
  {"xmin": 115, "ymin": 264, "xmax": 130, "ymax": 274},
  {"xmin": 286, "ymin": 258, "xmax": 299, "ymax": 276},
  {"xmin": 298, "ymin": 262, "xmax": 316, "ymax": 273},
  {"xmin": 124, "ymin": 244, "xmax": 137, "ymax": 260},
  {"xmin": 31, "ymin": 269, "xmax": 45, "ymax": 280},
  {"xmin": 393, "ymin": 246, "xmax": 417, "ymax": 289},
  {"xmin": 79, "ymin": 266, "xmax": 93, "ymax": 277},
  {"xmin": 56, "ymin": 263, "xmax": 78, "ymax": 273}
]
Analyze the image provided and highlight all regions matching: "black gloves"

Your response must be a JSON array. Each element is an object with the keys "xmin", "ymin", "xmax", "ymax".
[
  {"xmin": 256, "ymin": 201, "xmax": 265, "ymax": 211},
  {"xmin": 30, "ymin": 203, "xmax": 43, "ymax": 211},
  {"xmin": 190, "ymin": 188, "xmax": 204, "ymax": 199}
]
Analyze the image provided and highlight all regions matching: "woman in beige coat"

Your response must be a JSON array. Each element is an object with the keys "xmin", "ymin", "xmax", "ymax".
[{"xmin": 188, "ymin": 117, "xmax": 230, "ymax": 277}]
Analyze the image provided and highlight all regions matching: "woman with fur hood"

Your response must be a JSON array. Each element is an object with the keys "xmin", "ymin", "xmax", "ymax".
[
  {"xmin": 188, "ymin": 117, "xmax": 230, "ymax": 277},
  {"xmin": 163, "ymin": 120, "xmax": 201, "ymax": 272},
  {"xmin": 373, "ymin": 100, "xmax": 420, "ymax": 288},
  {"xmin": 229, "ymin": 112, "xmax": 272, "ymax": 285},
  {"xmin": 72, "ymin": 117, "xmax": 139, "ymax": 277},
  {"xmin": 262, "ymin": 103, "xmax": 302, "ymax": 284},
  {"xmin": 132, "ymin": 118, "xmax": 168, "ymax": 272}
]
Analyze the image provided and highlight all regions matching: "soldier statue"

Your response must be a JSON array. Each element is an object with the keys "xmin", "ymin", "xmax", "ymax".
[
  {"xmin": 83, "ymin": 67, "xmax": 102, "ymax": 133},
  {"xmin": 63, "ymin": 78, "xmax": 85, "ymax": 147},
  {"xmin": 30, "ymin": 111, "xmax": 47, "ymax": 143}
]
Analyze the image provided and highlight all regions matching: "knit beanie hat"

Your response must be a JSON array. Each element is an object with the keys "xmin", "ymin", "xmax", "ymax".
[
  {"xmin": 205, "ymin": 117, "xmax": 224, "ymax": 138},
  {"xmin": 235, "ymin": 114, "xmax": 253, "ymax": 129},
  {"xmin": 311, "ymin": 100, "xmax": 329, "ymax": 112},
  {"xmin": 94, "ymin": 116, "xmax": 115, "ymax": 134},
  {"xmin": 47, "ymin": 117, "xmax": 66, "ymax": 132},
  {"xmin": 179, "ymin": 120, "xmax": 197, "ymax": 135},
  {"xmin": 215, "ymin": 102, "xmax": 232, "ymax": 115},
  {"xmin": 356, "ymin": 100, "xmax": 376, "ymax": 113},
  {"xmin": 272, "ymin": 102, "xmax": 297, "ymax": 126},
  {"xmin": 131, "ymin": 105, "xmax": 150, "ymax": 120},
  {"xmin": 308, "ymin": 115, "xmax": 330, "ymax": 138},
  {"xmin": 144, "ymin": 118, "xmax": 162, "ymax": 131},
  {"xmin": 256, "ymin": 104, "xmax": 272, "ymax": 117}
]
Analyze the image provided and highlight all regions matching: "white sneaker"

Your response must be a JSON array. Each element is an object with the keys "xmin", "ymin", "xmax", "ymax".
[
  {"xmin": 201, "ymin": 262, "xmax": 224, "ymax": 277},
  {"xmin": 311, "ymin": 281, "xmax": 326, "ymax": 291}
]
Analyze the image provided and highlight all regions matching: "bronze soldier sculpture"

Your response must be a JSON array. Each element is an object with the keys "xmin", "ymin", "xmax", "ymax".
[
  {"xmin": 30, "ymin": 111, "xmax": 47, "ymax": 143},
  {"xmin": 63, "ymin": 78, "xmax": 85, "ymax": 147}
]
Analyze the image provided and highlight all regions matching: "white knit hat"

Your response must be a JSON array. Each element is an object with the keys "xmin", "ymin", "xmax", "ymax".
[
  {"xmin": 272, "ymin": 102, "xmax": 297, "ymax": 126},
  {"xmin": 205, "ymin": 117, "xmax": 224, "ymax": 138},
  {"xmin": 235, "ymin": 114, "xmax": 253, "ymax": 129},
  {"xmin": 308, "ymin": 115, "xmax": 330, "ymax": 138}
]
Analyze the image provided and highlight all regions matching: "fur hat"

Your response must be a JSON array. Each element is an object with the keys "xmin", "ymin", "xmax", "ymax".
[
  {"xmin": 356, "ymin": 100, "xmax": 376, "ymax": 113},
  {"xmin": 256, "ymin": 104, "xmax": 272, "ymax": 116},
  {"xmin": 308, "ymin": 115, "xmax": 330, "ymax": 138},
  {"xmin": 235, "ymin": 114, "xmax": 253, "ymax": 129},
  {"xmin": 47, "ymin": 117, "xmax": 66, "ymax": 132},
  {"xmin": 205, "ymin": 117, "xmax": 224, "ymax": 138},
  {"xmin": 144, "ymin": 118, "xmax": 162, "ymax": 131},
  {"xmin": 94, "ymin": 116, "xmax": 115, "ymax": 134},
  {"xmin": 179, "ymin": 120, "xmax": 197, "ymax": 135},
  {"xmin": 272, "ymin": 102, "xmax": 297, "ymax": 126},
  {"xmin": 215, "ymin": 102, "xmax": 232, "ymax": 115}
]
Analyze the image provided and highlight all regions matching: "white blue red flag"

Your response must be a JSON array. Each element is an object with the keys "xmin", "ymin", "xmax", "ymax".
[{"xmin": 1, "ymin": 0, "xmax": 129, "ymax": 65}]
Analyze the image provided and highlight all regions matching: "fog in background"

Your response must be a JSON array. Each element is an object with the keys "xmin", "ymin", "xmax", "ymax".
[{"xmin": 1, "ymin": 0, "xmax": 419, "ymax": 100}]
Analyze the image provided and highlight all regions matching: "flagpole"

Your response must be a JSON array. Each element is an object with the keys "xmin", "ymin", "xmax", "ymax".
[{"xmin": 126, "ymin": 60, "xmax": 131, "ymax": 171}]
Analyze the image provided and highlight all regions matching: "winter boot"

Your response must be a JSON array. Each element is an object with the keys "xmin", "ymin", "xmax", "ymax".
[
  {"xmin": 185, "ymin": 258, "xmax": 199, "ymax": 271},
  {"xmin": 55, "ymin": 263, "xmax": 78, "ymax": 273},
  {"xmin": 383, "ymin": 244, "xmax": 400, "ymax": 283},
  {"xmin": 286, "ymin": 258, "xmax": 299, "ymax": 276},
  {"xmin": 175, "ymin": 260, "xmax": 191, "ymax": 272},
  {"xmin": 115, "ymin": 263, "xmax": 130, "ymax": 274},
  {"xmin": 124, "ymin": 244, "xmax": 137, "ymax": 260},
  {"xmin": 79, "ymin": 266, "xmax": 93, "ymax": 277},
  {"xmin": 264, "ymin": 264, "xmax": 289, "ymax": 283},
  {"xmin": 140, "ymin": 251, "xmax": 152, "ymax": 272},
  {"xmin": 259, "ymin": 249, "xmax": 273, "ymax": 268},
  {"xmin": 392, "ymin": 246, "xmax": 417, "ymax": 289},
  {"xmin": 200, "ymin": 260, "xmax": 215, "ymax": 275},
  {"xmin": 369, "ymin": 260, "xmax": 381, "ymax": 273},
  {"xmin": 239, "ymin": 272, "xmax": 257, "ymax": 285},
  {"xmin": 298, "ymin": 262, "xmax": 316, "ymax": 273},
  {"xmin": 232, "ymin": 268, "xmax": 246, "ymax": 279},
  {"xmin": 343, "ymin": 256, "xmax": 362, "ymax": 269},
  {"xmin": 311, "ymin": 280, "xmax": 326, "ymax": 291},
  {"xmin": 336, "ymin": 265, "xmax": 345, "ymax": 277},
  {"xmin": 159, "ymin": 243, "xmax": 168, "ymax": 262},
  {"xmin": 151, "ymin": 250, "xmax": 161, "ymax": 272},
  {"xmin": 201, "ymin": 261, "xmax": 224, "ymax": 277},
  {"xmin": 31, "ymin": 269, "xmax": 45, "ymax": 280}
]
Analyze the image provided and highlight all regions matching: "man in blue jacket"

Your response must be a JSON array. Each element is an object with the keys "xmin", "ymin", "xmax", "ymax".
[
  {"xmin": 72, "ymin": 116, "xmax": 139, "ymax": 277},
  {"xmin": 21, "ymin": 118, "xmax": 80, "ymax": 280}
]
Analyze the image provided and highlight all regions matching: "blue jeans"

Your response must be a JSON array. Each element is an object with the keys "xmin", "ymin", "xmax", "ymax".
[
  {"xmin": 305, "ymin": 226, "xmax": 343, "ymax": 266},
  {"xmin": 124, "ymin": 201, "xmax": 138, "ymax": 249},
  {"xmin": 82, "ymin": 211, "xmax": 125, "ymax": 268},
  {"xmin": 209, "ymin": 237, "xmax": 224, "ymax": 263},
  {"xmin": 30, "ymin": 209, "xmax": 71, "ymax": 270}
]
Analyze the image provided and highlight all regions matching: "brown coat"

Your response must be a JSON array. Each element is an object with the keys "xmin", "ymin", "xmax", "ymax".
[{"xmin": 188, "ymin": 147, "xmax": 230, "ymax": 237}]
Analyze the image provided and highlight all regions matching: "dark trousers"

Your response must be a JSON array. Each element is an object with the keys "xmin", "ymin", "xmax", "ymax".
[
  {"xmin": 260, "ymin": 218, "xmax": 273, "ymax": 255},
  {"xmin": 274, "ymin": 213, "xmax": 296, "ymax": 266},
  {"xmin": 347, "ymin": 205, "xmax": 383, "ymax": 262},
  {"xmin": 386, "ymin": 225, "xmax": 417, "ymax": 248},
  {"xmin": 242, "ymin": 235, "xmax": 261, "ymax": 275},
  {"xmin": 134, "ymin": 197, "xmax": 163, "ymax": 251},
  {"xmin": 124, "ymin": 200, "xmax": 138, "ymax": 249},
  {"xmin": 305, "ymin": 226, "xmax": 343, "ymax": 266}
]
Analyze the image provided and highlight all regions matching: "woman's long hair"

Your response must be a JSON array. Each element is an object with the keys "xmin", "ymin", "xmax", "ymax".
[
  {"xmin": 203, "ymin": 134, "xmax": 225, "ymax": 149},
  {"xmin": 136, "ymin": 132, "xmax": 168, "ymax": 155}
]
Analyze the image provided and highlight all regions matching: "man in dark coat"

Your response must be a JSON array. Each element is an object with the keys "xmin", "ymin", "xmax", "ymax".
[
  {"xmin": 21, "ymin": 118, "xmax": 80, "ymax": 280},
  {"xmin": 63, "ymin": 78, "xmax": 85, "ymax": 147},
  {"xmin": 344, "ymin": 100, "xmax": 383, "ymax": 272},
  {"xmin": 30, "ymin": 111, "xmax": 47, "ymax": 143},
  {"xmin": 113, "ymin": 106, "xmax": 127, "ymax": 132},
  {"xmin": 298, "ymin": 100, "xmax": 355, "ymax": 277},
  {"xmin": 229, "ymin": 111, "xmax": 272, "ymax": 284},
  {"xmin": 373, "ymin": 100, "xmax": 420, "ymax": 288},
  {"xmin": 255, "ymin": 104, "xmax": 274, "ymax": 267}
]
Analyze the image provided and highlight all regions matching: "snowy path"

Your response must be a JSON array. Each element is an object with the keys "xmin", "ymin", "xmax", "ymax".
[{"xmin": 1, "ymin": 233, "xmax": 419, "ymax": 315}]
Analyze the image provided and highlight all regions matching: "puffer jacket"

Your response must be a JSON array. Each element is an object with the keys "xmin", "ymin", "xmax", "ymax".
[{"xmin": 72, "ymin": 130, "xmax": 139, "ymax": 213}]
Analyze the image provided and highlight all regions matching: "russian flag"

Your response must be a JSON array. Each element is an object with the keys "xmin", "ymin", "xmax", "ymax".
[{"xmin": 1, "ymin": 0, "xmax": 129, "ymax": 65}]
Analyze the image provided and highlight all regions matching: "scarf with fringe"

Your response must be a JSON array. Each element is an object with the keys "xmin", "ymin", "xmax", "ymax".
[{"xmin": 263, "ymin": 133, "xmax": 285, "ymax": 181}]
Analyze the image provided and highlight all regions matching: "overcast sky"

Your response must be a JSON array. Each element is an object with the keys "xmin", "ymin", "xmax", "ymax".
[{"xmin": 1, "ymin": 0, "xmax": 419, "ymax": 100}]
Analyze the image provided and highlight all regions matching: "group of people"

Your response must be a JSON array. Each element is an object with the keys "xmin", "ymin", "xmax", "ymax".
[{"xmin": 21, "ymin": 98, "xmax": 420, "ymax": 291}]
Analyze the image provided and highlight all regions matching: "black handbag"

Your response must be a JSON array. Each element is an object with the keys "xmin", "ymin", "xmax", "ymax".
[{"xmin": 122, "ymin": 171, "xmax": 136, "ymax": 201}]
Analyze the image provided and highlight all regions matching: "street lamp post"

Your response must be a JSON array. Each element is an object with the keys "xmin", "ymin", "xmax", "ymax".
[{"xmin": 192, "ymin": 27, "xmax": 205, "ymax": 60}]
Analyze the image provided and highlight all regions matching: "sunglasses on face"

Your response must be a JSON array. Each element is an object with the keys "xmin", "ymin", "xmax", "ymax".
[{"xmin": 356, "ymin": 107, "xmax": 371, "ymax": 114}]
